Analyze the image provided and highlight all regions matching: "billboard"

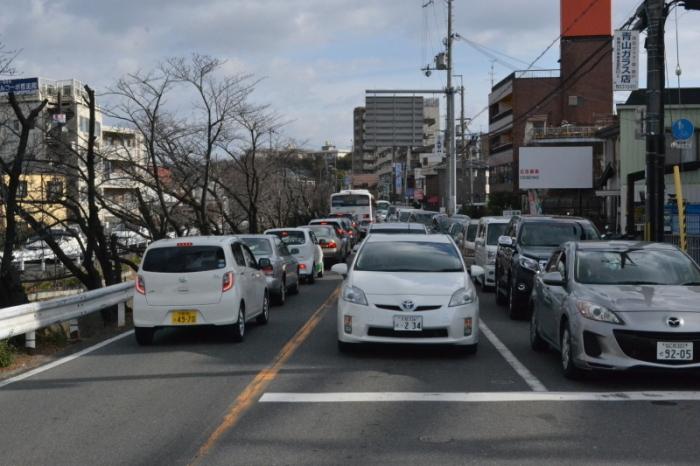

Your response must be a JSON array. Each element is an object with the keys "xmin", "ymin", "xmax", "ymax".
[
  {"xmin": 613, "ymin": 30, "xmax": 639, "ymax": 91},
  {"xmin": 519, "ymin": 147, "xmax": 593, "ymax": 190},
  {"xmin": 0, "ymin": 78, "xmax": 39, "ymax": 96},
  {"xmin": 365, "ymin": 96, "xmax": 424, "ymax": 148}
]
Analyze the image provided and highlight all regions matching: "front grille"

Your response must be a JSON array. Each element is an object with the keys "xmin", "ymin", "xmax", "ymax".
[
  {"xmin": 614, "ymin": 330, "xmax": 700, "ymax": 365},
  {"xmin": 375, "ymin": 305, "xmax": 442, "ymax": 312},
  {"xmin": 367, "ymin": 327, "xmax": 449, "ymax": 338}
]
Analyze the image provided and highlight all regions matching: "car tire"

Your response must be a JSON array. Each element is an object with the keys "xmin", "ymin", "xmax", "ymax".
[
  {"xmin": 134, "ymin": 327, "xmax": 155, "ymax": 346},
  {"xmin": 288, "ymin": 277, "xmax": 300, "ymax": 295},
  {"xmin": 508, "ymin": 281, "xmax": 525, "ymax": 320},
  {"xmin": 560, "ymin": 322, "xmax": 584, "ymax": 380},
  {"xmin": 308, "ymin": 264, "xmax": 316, "ymax": 284},
  {"xmin": 275, "ymin": 280, "xmax": 286, "ymax": 306},
  {"xmin": 337, "ymin": 340, "xmax": 353, "ymax": 353},
  {"xmin": 229, "ymin": 306, "xmax": 245, "ymax": 342},
  {"xmin": 257, "ymin": 292, "xmax": 270, "ymax": 325},
  {"xmin": 495, "ymin": 271, "xmax": 507, "ymax": 306},
  {"xmin": 529, "ymin": 310, "xmax": 548, "ymax": 351}
]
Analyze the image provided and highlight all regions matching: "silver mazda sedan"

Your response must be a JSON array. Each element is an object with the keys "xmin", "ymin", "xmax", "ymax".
[{"xmin": 530, "ymin": 241, "xmax": 700, "ymax": 379}]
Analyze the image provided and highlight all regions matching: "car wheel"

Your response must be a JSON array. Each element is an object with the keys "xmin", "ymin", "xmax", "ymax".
[
  {"xmin": 495, "ymin": 271, "xmax": 507, "ymax": 306},
  {"xmin": 229, "ymin": 306, "xmax": 245, "ymax": 342},
  {"xmin": 134, "ymin": 327, "xmax": 155, "ymax": 346},
  {"xmin": 529, "ymin": 310, "xmax": 548, "ymax": 351},
  {"xmin": 560, "ymin": 323, "xmax": 584, "ymax": 379},
  {"xmin": 308, "ymin": 263, "xmax": 316, "ymax": 284},
  {"xmin": 337, "ymin": 340, "xmax": 353, "ymax": 353},
  {"xmin": 275, "ymin": 280, "xmax": 286, "ymax": 306},
  {"xmin": 288, "ymin": 276, "xmax": 300, "ymax": 295},
  {"xmin": 257, "ymin": 292, "xmax": 270, "ymax": 325},
  {"xmin": 508, "ymin": 281, "xmax": 525, "ymax": 320}
]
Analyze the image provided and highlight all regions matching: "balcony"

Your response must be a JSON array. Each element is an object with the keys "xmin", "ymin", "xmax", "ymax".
[{"xmin": 489, "ymin": 108, "xmax": 513, "ymax": 124}]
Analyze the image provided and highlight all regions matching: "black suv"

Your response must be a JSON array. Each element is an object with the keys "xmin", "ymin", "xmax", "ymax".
[{"xmin": 494, "ymin": 215, "xmax": 599, "ymax": 319}]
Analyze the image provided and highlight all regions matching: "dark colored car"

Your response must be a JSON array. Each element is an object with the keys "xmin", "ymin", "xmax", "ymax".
[{"xmin": 494, "ymin": 215, "xmax": 599, "ymax": 319}]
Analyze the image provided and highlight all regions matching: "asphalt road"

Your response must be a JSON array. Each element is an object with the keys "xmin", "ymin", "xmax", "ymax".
[{"xmin": 3, "ymin": 272, "xmax": 700, "ymax": 465}]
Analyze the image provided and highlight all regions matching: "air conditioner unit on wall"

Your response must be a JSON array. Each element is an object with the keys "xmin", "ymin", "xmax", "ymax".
[{"xmin": 568, "ymin": 95, "xmax": 581, "ymax": 106}]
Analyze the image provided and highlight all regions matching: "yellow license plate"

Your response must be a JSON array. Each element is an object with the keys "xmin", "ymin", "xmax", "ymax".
[{"xmin": 171, "ymin": 311, "xmax": 197, "ymax": 324}]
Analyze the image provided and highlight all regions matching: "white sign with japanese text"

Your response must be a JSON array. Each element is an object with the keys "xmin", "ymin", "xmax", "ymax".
[
  {"xmin": 519, "ymin": 147, "xmax": 593, "ymax": 190},
  {"xmin": 614, "ymin": 30, "xmax": 639, "ymax": 91}
]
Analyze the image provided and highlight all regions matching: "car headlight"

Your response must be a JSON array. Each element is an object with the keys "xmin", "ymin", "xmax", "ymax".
[
  {"xmin": 449, "ymin": 287, "xmax": 476, "ymax": 307},
  {"xmin": 575, "ymin": 300, "xmax": 623, "ymax": 324},
  {"xmin": 341, "ymin": 285, "xmax": 368, "ymax": 306},
  {"xmin": 519, "ymin": 256, "xmax": 540, "ymax": 272}
]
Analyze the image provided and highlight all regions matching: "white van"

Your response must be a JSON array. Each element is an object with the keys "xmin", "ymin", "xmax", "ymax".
[
  {"xmin": 473, "ymin": 217, "xmax": 510, "ymax": 289},
  {"xmin": 133, "ymin": 236, "xmax": 269, "ymax": 345}
]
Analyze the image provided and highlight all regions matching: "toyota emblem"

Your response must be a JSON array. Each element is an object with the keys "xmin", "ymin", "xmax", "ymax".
[
  {"xmin": 401, "ymin": 300, "xmax": 416, "ymax": 312},
  {"xmin": 667, "ymin": 317, "xmax": 683, "ymax": 328}
]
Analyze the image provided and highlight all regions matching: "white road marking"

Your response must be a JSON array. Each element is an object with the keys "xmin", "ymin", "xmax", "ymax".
[
  {"xmin": 260, "ymin": 391, "xmax": 700, "ymax": 403},
  {"xmin": 478, "ymin": 319, "xmax": 548, "ymax": 392},
  {"xmin": 0, "ymin": 330, "xmax": 134, "ymax": 389}
]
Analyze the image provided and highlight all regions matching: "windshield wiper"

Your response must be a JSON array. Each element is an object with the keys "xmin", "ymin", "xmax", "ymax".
[{"xmin": 681, "ymin": 282, "xmax": 700, "ymax": 286}]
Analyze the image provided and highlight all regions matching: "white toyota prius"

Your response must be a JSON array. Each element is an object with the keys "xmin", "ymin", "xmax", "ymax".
[{"xmin": 332, "ymin": 234, "xmax": 479, "ymax": 353}]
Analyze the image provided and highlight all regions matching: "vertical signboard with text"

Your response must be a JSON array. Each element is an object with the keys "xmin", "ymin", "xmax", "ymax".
[{"xmin": 613, "ymin": 30, "xmax": 639, "ymax": 91}]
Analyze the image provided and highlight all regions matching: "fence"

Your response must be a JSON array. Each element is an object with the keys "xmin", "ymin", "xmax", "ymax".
[
  {"xmin": 0, "ymin": 281, "xmax": 134, "ymax": 349},
  {"xmin": 664, "ymin": 235, "xmax": 700, "ymax": 264}
]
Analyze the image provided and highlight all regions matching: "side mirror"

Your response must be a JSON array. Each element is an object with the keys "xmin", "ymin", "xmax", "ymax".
[
  {"xmin": 290, "ymin": 248, "xmax": 300, "ymax": 255},
  {"xmin": 258, "ymin": 258, "xmax": 271, "ymax": 269},
  {"xmin": 470, "ymin": 265, "xmax": 485, "ymax": 277},
  {"xmin": 331, "ymin": 263, "xmax": 348, "ymax": 277},
  {"xmin": 541, "ymin": 271, "xmax": 566, "ymax": 287},
  {"xmin": 498, "ymin": 235, "xmax": 514, "ymax": 247}
]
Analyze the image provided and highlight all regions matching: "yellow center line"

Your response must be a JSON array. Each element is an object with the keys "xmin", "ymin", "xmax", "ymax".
[{"xmin": 190, "ymin": 286, "xmax": 340, "ymax": 465}]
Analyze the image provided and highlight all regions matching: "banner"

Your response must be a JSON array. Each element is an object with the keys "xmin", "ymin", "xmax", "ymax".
[
  {"xmin": 613, "ymin": 30, "xmax": 639, "ymax": 91},
  {"xmin": 0, "ymin": 78, "xmax": 39, "ymax": 96}
]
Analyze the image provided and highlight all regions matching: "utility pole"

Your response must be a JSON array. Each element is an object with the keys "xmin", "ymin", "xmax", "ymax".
[
  {"xmin": 454, "ymin": 74, "xmax": 467, "ymax": 206},
  {"xmin": 644, "ymin": 0, "xmax": 666, "ymax": 241},
  {"xmin": 446, "ymin": 0, "xmax": 456, "ymax": 215}
]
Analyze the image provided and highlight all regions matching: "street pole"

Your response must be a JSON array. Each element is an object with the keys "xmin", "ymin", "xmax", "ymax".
[
  {"xmin": 645, "ymin": 0, "xmax": 666, "ymax": 241},
  {"xmin": 446, "ymin": 0, "xmax": 456, "ymax": 215},
  {"xmin": 460, "ymin": 82, "xmax": 468, "ymax": 206}
]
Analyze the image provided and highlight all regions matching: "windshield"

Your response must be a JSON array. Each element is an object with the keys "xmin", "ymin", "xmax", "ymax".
[
  {"xmin": 142, "ymin": 246, "xmax": 226, "ymax": 273},
  {"xmin": 354, "ymin": 241, "xmax": 463, "ymax": 272},
  {"xmin": 410, "ymin": 212, "xmax": 435, "ymax": 226},
  {"xmin": 240, "ymin": 238, "xmax": 273, "ymax": 256},
  {"xmin": 268, "ymin": 231, "xmax": 306, "ymax": 245},
  {"xmin": 306, "ymin": 226, "xmax": 334, "ymax": 239},
  {"xmin": 486, "ymin": 223, "xmax": 508, "ymax": 245},
  {"xmin": 466, "ymin": 224, "xmax": 478, "ymax": 241},
  {"xmin": 519, "ymin": 222, "xmax": 598, "ymax": 247},
  {"xmin": 331, "ymin": 194, "xmax": 370, "ymax": 207},
  {"xmin": 398, "ymin": 211, "xmax": 411, "ymax": 222},
  {"xmin": 575, "ymin": 249, "xmax": 700, "ymax": 285}
]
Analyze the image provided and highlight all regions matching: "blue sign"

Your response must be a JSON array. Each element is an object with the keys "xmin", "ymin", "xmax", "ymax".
[
  {"xmin": 672, "ymin": 119, "xmax": 695, "ymax": 141},
  {"xmin": 0, "ymin": 78, "xmax": 39, "ymax": 96}
]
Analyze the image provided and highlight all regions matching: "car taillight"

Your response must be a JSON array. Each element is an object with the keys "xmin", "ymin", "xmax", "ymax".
[
  {"xmin": 323, "ymin": 241, "xmax": 337, "ymax": 249},
  {"xmin": 222, "ymin": 272, "xmax": 235, "ymax": 292},
  {"xmin": 364, "ymin": 214, "xmax": 370, "ymax": 218},
  {"xmin": 261, "ymin": 263, "xmax": 274, "ymax": 276},
  {"xmin": 135, "ymin": 275, "xmax": 146, "ymax": 295},
  {"xmin": 336, "ymin": 229, "xmax": 344, "ymax": 236},
  {"xmin": 299, "ymin": 263, "xmax": 307, "ymax": 270}
]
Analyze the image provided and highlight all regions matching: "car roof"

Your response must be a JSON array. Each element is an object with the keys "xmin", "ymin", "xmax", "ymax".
[
  {"xmin": 238, "ymin": 234, "xmax": 274, "ymax": 241},
  {"xmin": 479, "ymin": 216, "xmax": 510, "ymax": 224},
  {"xmin": 311, "ymin": 218, "xmax": 343, "ymax": 223},
  {"xmin": 571, "ymin": 240, "xmax": 679, "ymax": 251},
  {"xmin": 370, "ymin": 222, "xmax": 426, "ymax": 230},
  {"xmin": 365, "ymin": 233, "xmax": 451, "ymax": 244},
  {"xmin": 146, "ymin": 235, "xmax": 239, "ymax": 248},
  {"xmin": 266, "ymin": 227, "xmax": 308, "ymax": 233},
  {"xmin": 516, "ymin": 215, "xmax": 590, "ymax": 223}
]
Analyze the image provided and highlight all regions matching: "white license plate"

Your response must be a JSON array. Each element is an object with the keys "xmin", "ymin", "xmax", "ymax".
[
  {"xmin": 393, "ymin": 315, "xmax": 423, "ymax": 332},
  {"xmin": 657, "ymin": 342, "xmax": 693, "ymax": 361}
]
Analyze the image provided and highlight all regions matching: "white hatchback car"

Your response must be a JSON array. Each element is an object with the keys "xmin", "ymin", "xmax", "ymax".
[
  {"xmin": 264, "ymin": 228, "xmax": 324, "ymax": 283},
  {"xmin": 133, "ymin": 236, "xmax": 269, "ymax": 345},
  {"xmin": 472, "ymin": 217, "xmax": 510, "ymax": 289},
  {"xmin": 333, "ymin": 234, "xmax": 479, "ymax": 353}
]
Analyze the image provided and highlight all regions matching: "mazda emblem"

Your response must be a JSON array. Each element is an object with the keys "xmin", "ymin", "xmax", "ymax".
[
  {"xmin": 401, "ymin": 300, "xmax": 416, "ymax": 312},
  {"xmin": 667, "ymin": 317, "xmax": 683, "ymax": 328}
]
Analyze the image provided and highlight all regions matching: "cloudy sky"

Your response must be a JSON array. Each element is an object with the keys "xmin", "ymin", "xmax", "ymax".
[{"xmin": 3, "ymin": 0, "xmax": 700, "ymax": 149}]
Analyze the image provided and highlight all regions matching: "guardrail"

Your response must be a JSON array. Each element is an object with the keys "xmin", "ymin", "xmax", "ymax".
[{"xmin": 0, "ymin": 281, "xmax": 134, "ymax": 348}]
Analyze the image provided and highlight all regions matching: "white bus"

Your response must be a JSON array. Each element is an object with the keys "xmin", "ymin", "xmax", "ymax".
[{"xmin": 330, "ymin": 189, "xmax": 374, "ymax": 221}]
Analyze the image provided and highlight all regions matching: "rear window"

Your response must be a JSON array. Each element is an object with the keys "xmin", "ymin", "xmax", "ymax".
[
  {"xmin": 268, "ymin": 230, "xmax": 306, "ymax": 245},
  {"xmin": 466, "ymin": 224, "xmax": 478, "ymax": 241},
  {"xmin": 306, "ymin": 226, "xmax": 334, "ymax": 238},
  {"xmin": 142, "ymin": 246, "xmax": 226, "ymax": 273},
  {"xmin": 240, "ymin": 238, "xmax": 273, "ymax": 256},
  {"xmin": 371, "ymin": 228, "xmax": 426, "ymax": 235}
]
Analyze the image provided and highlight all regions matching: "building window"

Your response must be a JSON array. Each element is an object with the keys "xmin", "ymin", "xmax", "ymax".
[
  {"xmin": 46, "ymin": 180, "xmax": 63, "ymax": 202},
  {"xmin": 17, "ymin": 181, "xmax": 28, "ymax": 198}
]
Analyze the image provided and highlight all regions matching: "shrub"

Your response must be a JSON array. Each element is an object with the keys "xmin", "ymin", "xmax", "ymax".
[{"xmin": 0, "ymin": 340, "xmax": 15, "ymax": 368}]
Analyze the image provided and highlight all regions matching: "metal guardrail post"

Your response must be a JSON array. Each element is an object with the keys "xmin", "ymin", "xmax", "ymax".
[
  {"xmin": 25, "ymin": 331, "xmax": 36, "ymax": 350},
  {"xmin": 117, "ymin": 302, "xmax": 125, "ymax": 327},
  {"xmin": 69, "ymin": 319, "xmax": 80, "ymax": 340}
]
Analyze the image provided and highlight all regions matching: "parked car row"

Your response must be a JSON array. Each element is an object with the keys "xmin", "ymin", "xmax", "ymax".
[{"xmin": 470, "ymin": 213, "xmax": 700, "ymax": 379}]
